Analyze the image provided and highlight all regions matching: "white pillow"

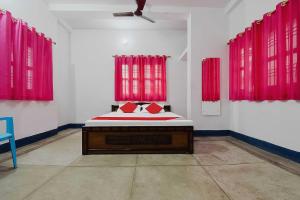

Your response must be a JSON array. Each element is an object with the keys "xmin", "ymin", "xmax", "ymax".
[{"xmin": 140, "ymin": 104, "xmax": 151, "ymax": 113}]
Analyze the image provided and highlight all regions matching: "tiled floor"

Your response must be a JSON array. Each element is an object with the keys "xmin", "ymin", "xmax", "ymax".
[{"xmin": 0, "ymin": 130, "xmax": 299, "ymax": 200}]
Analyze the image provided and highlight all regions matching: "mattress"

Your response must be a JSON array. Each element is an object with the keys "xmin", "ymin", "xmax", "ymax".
[{"xmin": 85, "ymin": 112, "xmax": 193, "ymax": 127}]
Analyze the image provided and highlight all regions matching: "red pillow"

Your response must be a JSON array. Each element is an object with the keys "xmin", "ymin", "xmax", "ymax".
[
  {"xmin": 120, "ymin": 102, "xmax": 137, "ymax": 113},
  {"xmin": 146, "ymin": 103, "xmax": 163, "ymax": 114}
]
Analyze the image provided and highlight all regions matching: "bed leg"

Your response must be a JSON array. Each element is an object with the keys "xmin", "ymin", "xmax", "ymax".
[
  {"xmin": 82, "ymin": 129, "xmax": 88, "ymax": 155},
  {"xmin": 189, "ymin": 131, "xmax": 194, "ymax": 154}
]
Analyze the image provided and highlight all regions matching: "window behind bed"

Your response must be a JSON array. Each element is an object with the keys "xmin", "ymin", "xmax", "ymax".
[{"xmin": 114, "ymin": 55, "xmax": 167, "ymax": 101}]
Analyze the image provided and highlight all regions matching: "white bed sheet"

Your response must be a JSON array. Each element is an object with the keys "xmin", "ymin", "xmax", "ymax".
[{"xmin": 85, "ymin": 112, "xmax": 193, "ymax": 127}]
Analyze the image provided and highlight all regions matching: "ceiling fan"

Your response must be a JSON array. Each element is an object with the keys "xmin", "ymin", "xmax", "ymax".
[{"xmin": 113, "ymin": 0, "xmax": 155, "ymax": 23}]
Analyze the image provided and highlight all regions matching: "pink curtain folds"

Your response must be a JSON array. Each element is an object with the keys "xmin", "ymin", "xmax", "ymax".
[
  {"xmin": 0, "ymin": 11, "xmax": 12, "ymax": 99},
  {"xmin": 229, "ymin": 0, "xmax": 300, "ymax": 101},
  {"xmin": 252, "ymin": 20, "xmax": 263, "ymax": 101},
  {"xmin": 276, "ymin": 0, "xmax": 300, "ymax": 100},
  {"xmin": 115, "ymin": 55, "xmax": 167, "ymax": 101},
  {"xmin": 0, "ymin": 10, "xmax": 53, "ymax": 101},
  {"xmin": 202, "ymin": 58, "xmax": 220, "ymax": 101},
  {"xmin": 229, "ymin": 28, "xmax": 254, "ymax": 100}
]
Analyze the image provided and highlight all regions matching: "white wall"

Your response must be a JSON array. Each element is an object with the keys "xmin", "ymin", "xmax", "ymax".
[
  {"xmin": 187, "ymin": 8, "xmax": 230, "ymax": 130},
  {"xmin": 55, "ymin": 23, "xmax": 75, "ymax": 126},
  {"xmin": 228, "ymin": 0, "xmax": 283, "ymax": 38},
  {"xmin": 71, "ymin": 30, "xmax": 187, "ymax": 123},
  {"xmin": 228, "ymin": 0, "xmax": 300, "ymax": 151},
  {"xmin": 0, "ymin": 0, "xmax": 73, "ymax": 140}
]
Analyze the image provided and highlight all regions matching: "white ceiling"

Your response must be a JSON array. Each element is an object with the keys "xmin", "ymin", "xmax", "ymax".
[
  {"xmin": 46, "ymin": 0, "xmax": 231, "ymax": 30},
  {"xmin": 54, "ymin": 11, "xmax": 187, "ymax": 30},
  {"xmin": 45, "ymin": 0, "xmax": 231, "ymax": 7}
]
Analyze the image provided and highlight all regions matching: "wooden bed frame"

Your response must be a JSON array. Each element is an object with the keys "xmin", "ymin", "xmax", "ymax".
[{"xmin": 82, "ymin": 103, "xmax": 194, "ymax": 154}]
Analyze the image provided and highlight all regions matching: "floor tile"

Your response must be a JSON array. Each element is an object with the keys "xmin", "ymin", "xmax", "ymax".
[
  {"xmin": 194, "ymin": 141, "xmax": 265, "ymax": 165},
  {"xmin": 0, "ymin": 165, "xmax": 63, "ymax": 200},
  {"xmin": 70, "ymin": 154, "xmax": 137, "ymax": 167},
  {"xmin": 0, "ymin": 130, "xmax": 80, "ymax": 164},
  {"xmin": 11, "ymin": 133, "xmax": 82, "ymax": 166},
  {"xmin": 25, "ymin": 166, "xmax": 134, "ymax": 200},
  {"xmin": 205, "ymin": 163, "xmax": 300, "ymax": 200},
  {"xmin": 228, "ymin": 137, "xmax": 300, "ymax": 176},
  {"xmin": 131, "ymin": 166, "xmax": 229, "ymax": 200},
  {"xmin": 137, "ymin": 154, "xmax": 198, "ymax": 166},
  {"xmin": 1, "ymin": 133, "xmax": 299, "ymax": 200}
]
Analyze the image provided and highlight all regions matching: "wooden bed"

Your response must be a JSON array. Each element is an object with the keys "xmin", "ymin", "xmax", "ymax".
[{"xmin": 82, "ymin": 103, "xmax": 194, "ymax": 154}]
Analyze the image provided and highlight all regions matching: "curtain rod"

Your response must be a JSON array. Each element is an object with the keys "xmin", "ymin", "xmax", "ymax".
[
  {"xmin": 112, "ymin": 55, "xmax": 171, "ymax": 58},
  {"xmin": 0, "ymin": 8, "xmax": 56, "ymax": 45}
]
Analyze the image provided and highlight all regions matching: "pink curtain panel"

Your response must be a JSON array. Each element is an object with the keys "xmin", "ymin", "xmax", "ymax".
[
  {"xmin": 115, "ymin": 55, "xmax": 167, "ymax": 101},
  {"xmin": 229, "ymin": 0, "xmax": 300, "ymax": 101},
  {"xmin": 0, "ymin": 11, "xmax": 53, "ymax": 101},
  {"xmin": 202, "ymin": 58, "xmax": 220, "ymax": 102}
]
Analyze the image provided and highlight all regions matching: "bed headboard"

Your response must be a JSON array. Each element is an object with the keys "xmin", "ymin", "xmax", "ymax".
[{"xmin": 112, "ymin": 103, "xmax": 171, "ymax": 112}]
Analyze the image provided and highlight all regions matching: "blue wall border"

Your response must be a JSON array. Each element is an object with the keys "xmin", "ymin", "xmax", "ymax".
[
  {"xmin": 194, "ymin": 130, "xmax": 300, "ymax": 163},
  {"xmin": 229, "ymin": 131, "xmax": 300, "ymax": 163},
  {"xmin": 193, "ymin": 130, "xmax": 231, "ymax": 137},
  {"xmin": 0, "ymin": 123, "xmax": 84, "ymax": 153}
]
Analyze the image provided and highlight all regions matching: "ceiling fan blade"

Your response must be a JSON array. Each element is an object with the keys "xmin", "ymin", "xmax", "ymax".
[
  {"xmin": 140, "ymin": 15, "xmax": 155, "ymax": 23},
  {"xmin": 113, "ymin": 12, "xmax": 134, "ymax": 17},
  {"xmin": 136, "ymin": 0, "xmax": 146, "ymax": 11}
]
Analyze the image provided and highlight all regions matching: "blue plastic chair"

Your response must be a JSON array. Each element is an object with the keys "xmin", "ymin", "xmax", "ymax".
[{"xmin": 0, "ymin": 117, "xmax": 17, "ymax": 168}]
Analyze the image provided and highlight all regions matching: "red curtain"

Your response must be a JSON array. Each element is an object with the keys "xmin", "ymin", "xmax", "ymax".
[
  {"xmin": 202, "ymin": 58, "xmax": 220, "ymax": 101},
  {"xmin": 0, "ymin": 11, "xmax": 53, "ymax": 101},
  {"xmin": 115, "ymin": 55, "xmax": 167, "ymax": 101},
  {"xmin": 229, "ymin": 0, "xmax": 300, "ymax": 101},
  {"xmin": 229, "ymin": 28, "xmax": 254, "ymax": 100}
]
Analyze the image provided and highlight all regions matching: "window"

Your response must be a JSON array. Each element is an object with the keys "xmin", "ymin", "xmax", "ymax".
[
  {"xmin": 121, "ymin": 64, "xmax": 129, "ymax": 97},
  {"xmin": 248, "ymin": 46, "xmax": 253, "ymax": 94},
  {"xmin": 240, "ymin": 48, "xmax": 245, "ymax": 90},
  {"xmin": 0, "ymin": 10, "xmax": 53, "ymax": 100},
  {"xmin": 267, "ymin": 30, "xmax": 277, "ymax": 87},
  {"xmin": 229, "ymin": 29, "xmax": 253, "ymax": 100},
  {"xmin": 229, "ymin": 0, "xmax": 300, "ymax": 101},
  {"xmin": 202, "ymin": 58, "xmax": 220, "ymax": 102},
  {"xmin": 27, "ymin": 46, "xmax": 33, "ymax": 90},
  {"xmin": 286, "ymin": 19, "xmax": 298, "ymax": 84},
  {"xmin": 115, "ymin": 55, "xmax": 167, "ymax": 101},
  {"xmin": 144, "ymin": 64, "xmax": 151, "ymax": 96}
]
